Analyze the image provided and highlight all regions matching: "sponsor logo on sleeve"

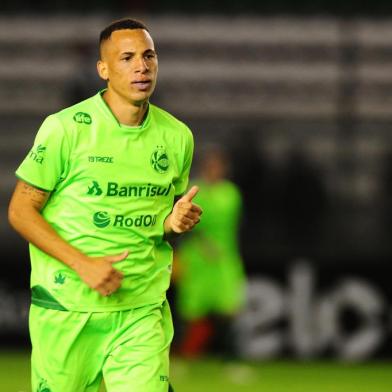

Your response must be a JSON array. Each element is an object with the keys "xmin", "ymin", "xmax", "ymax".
[{"xmin": 29, "ymin": 144, "xmax": 46, "ymax": 164}]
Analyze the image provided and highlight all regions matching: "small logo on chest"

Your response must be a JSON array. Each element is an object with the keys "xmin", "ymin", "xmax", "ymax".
[
  {"xmin": 88, "ymin": 156, "xmax": 114, "ymax": 163},
  {"xmin": 73, "ymin": 112, "xmax": 92, "ymax": 124}
]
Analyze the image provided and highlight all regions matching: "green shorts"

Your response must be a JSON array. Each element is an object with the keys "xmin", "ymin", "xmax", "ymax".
[{"xmin": 30, "ymin": 300, "xmax": 174, "ymax": 392}]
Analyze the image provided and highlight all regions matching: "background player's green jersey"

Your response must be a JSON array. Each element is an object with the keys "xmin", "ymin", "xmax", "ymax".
[
  {"xmin": 16, "ymin": 91, "xmax": 194, "ymax": 312},
  {"xmin": 176, "ymin": 179, "xmax": 246, "ymax": 319}
]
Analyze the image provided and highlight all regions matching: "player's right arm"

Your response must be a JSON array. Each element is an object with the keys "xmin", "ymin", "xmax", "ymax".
[{"xmin": 8, "ymin": 180, "xmax": 127, "ymax": 296}]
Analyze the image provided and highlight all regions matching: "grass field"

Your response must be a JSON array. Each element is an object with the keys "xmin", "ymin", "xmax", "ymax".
[{"xmin": 1, "ymin": 351, "xmax": 392, "ymax": 391}]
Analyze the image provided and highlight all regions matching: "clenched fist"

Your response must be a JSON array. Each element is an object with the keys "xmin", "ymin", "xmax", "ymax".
[{"xmin": 164, "ymin": 185, "xmax": 202, "ymax": 234}]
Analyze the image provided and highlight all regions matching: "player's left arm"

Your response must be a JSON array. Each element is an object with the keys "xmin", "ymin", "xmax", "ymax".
[{"xmin": 164, "ymin": 185, "xmax": 202, "ymax": 234}]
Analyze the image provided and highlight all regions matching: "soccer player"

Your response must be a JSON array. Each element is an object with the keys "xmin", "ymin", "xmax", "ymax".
[
  {"xmin": 174, "ymin": 146, "xmax": 245, "ymax": 358},
  {"xmin": 8, "ymin": 18, "xmax": 202, "ymax": 392}
]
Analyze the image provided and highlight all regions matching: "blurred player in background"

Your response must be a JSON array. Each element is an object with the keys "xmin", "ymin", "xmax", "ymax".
[
  {"xmin": 8, "ymin": 18, "xmax": 201, "ymax": 392},
  {"xmin": 174, "ymin": 145, "xmax": 246, "ymax": 358}
]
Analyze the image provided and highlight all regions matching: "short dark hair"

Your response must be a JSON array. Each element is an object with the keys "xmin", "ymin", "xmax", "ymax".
[{"xmin": 99, "ymin": 18, "xmax": 149, "ymax": 55}]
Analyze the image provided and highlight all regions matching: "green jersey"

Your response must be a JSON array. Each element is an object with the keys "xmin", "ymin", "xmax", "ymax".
[
  {"xmin": 176, "ymin": 179, "xmax": 245, "ymax": 319},
  {"xmin": 16, "ymin": 91, "xmax": 194, "ymax": 312}
]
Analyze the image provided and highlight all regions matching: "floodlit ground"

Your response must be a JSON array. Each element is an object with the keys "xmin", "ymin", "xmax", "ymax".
[{"xmin": 1, "ymin": 351, "xmax": 392, "ymax": 391}]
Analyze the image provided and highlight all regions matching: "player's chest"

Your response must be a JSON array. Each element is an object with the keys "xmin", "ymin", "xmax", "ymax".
[{"xmin": 68, "ymin": 130, "xmax": 180, "ymax": 184}]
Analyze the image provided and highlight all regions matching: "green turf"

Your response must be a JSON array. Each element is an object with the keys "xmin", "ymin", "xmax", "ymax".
[
  {"xmin": 171, "ymin": 358, "xmax": 392, "ymax": 392},
  {"xmin": 1, "ymin": 351, "xmax": 392, "ymax": 391}
]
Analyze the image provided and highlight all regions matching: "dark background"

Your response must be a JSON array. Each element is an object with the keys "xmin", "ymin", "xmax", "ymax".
[{"xmin": 3, "ymin": 1, "xmax": 392, "ymax": 16}]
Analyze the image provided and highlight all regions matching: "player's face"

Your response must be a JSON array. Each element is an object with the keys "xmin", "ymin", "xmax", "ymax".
[
  {"xmin": 98, "ymin": 29, "xmax": 158, "ymax": 105},
  {"xmin": 203, "ymin": 153, "xmax": 227, "ymax": 181}
]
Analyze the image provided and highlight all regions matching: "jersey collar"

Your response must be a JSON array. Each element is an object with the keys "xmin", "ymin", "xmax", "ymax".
[{"xmin": 94, "ymin": 89, "xmax": 151, "ymax": 132}]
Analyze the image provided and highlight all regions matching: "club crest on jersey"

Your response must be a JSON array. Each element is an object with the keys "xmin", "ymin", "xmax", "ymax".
[{"xmin": 151, "ymin": 146, "xmax": 169, "ymax": 174}]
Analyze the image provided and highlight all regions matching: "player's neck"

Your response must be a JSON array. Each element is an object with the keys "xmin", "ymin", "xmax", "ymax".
[
  {"xmin": 102, "ymin": 89, "xmax": 148, "ymax": 127},
  {"xmin": 202, "ymin": 174, "xmax": 221, "ymax": 184}
]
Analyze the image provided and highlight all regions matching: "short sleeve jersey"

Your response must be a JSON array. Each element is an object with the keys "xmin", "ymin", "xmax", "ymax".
[{"xmin": 16, "ymin": 91, "xmax": 194, "ymax": 312}]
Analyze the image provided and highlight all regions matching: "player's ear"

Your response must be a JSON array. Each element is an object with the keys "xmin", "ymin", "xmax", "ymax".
[{"xmin": 97, "ymin": 60, "xmax": 109, "ymax": 81}]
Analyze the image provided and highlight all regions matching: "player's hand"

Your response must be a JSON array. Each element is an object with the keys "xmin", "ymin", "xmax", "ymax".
[
  {"xmin": 74, "ymin": 250, "xmax": 128, "ymax": 296},
  {"xmin": 166, "ymin": 186, "xmax": 202, "ymax": 234}
]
